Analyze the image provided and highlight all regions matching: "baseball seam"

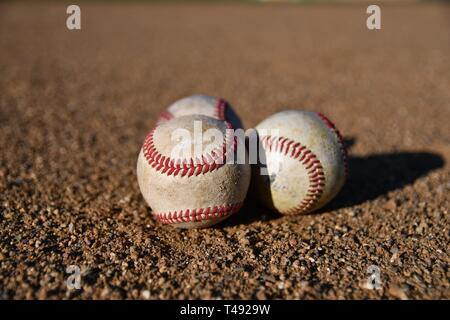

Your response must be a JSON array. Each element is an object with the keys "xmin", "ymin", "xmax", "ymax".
[
  {"xmin": 214, "ymin": 98, "xmax": 227, "ymax": 121},
  {"xmin": 156, "ymin": 111, "xmax": 174, "ymax": 126},
  {"xmin": 155, "ymin": 202, "xmax": 243, "ymax": 224},
  {"xmin": 261, "ymin": 135, "xmax": 326, "ymax": 215},
  {"xmin": 316, "ymin": 112, "xmax": 349, "ymax": 177},
  {"xmin": 142, "ymin": 121, "xmax": 235, "ymax": 177}
]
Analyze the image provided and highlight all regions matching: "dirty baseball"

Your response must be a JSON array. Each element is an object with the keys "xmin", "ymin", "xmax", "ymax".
[
  {"xmin": 252, "ymin": 110, "xmax": 348, "ymax": 215},
  {"xmin": 137, "ymin": 114, "xmax": 251, "ymax": 229},
  {"xmin": 157, "ymin": 94, "xmax": 243, "ymax": 129}
]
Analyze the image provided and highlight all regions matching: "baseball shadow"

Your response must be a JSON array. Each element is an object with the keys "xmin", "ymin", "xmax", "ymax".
[
  {"xmin": 318, "ymin": 142, "xmax": 445, "ymax": 212},
  {"xmin": 219, "ymin": 196, "xmax": 281, "ymax": 228},
  {"xmin": 223, "ymin": 188, "xmax": 283, "ymax": 228},
  {"xmin": 223, "ymin": 137, "xmax": 445, "ymax": 226}
]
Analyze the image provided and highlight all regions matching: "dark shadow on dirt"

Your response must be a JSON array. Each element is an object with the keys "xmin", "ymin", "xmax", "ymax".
[
  {"xmin": 321, "ymin": 149, "xmax": 445, "ymax": 212},
  {"xmin": 220, "ymin": 194, "xmax": 281, "ymax": 228}
]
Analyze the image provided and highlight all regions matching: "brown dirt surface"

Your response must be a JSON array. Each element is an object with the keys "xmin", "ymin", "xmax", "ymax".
[{"xmin": 0, "ymin": 2, "xmax": 449, "ymax": 300}]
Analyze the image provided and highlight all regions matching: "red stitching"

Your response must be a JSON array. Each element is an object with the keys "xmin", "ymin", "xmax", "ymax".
[
  {"xmin": 214, "ymin": 98, "xmax": 227, "ymax": 121},
  {"xmin": 143, "ymin": 121, "xmax": 235, "ymax": 177},
  {"xmin": 261, "ymin": 135, "xmax": 326, "ymax": 215},
  {"xmin": 156, "ymin": 111, "xmax": 174, "ymax": 125},
  {"xmin": 316, "ymin": 112, "xmax": 349, "ymax": 177},
  {"xmin": 155, "ymin": 202, "xmax": 243, "ymax": 224}
]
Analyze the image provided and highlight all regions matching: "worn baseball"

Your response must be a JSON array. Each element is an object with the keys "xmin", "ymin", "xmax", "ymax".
[
  {"xmin": 252, "ymin": 110, "xmax": 348, "ymax": 215},
  {"xmin": 137, "ymin": 114, "xmax": 251, "ymax": 229},
  {"xmin": 157, "ymin": 94, "xmax": 243, "ymax": 129}
]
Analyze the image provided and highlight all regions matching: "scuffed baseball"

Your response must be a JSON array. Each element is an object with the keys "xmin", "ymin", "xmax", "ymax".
[
  {"xmin": 157, "ymin": 94, "xmax": 243, "ymax": 129},
  {"xmin": 137, "ymin": 114, "xmax": 251, "ymax": 229},
  {"xmin": 252, "ymin": 110, "xmax": 348, "ymax": 215}
]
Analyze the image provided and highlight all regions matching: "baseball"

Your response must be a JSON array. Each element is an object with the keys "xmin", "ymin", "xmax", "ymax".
[
  {"xmin": 252, "ymin": 110, "xmax": 348, "ymax": 215},
  {"xmin": 157, "ymin": 94, "xmax": 243, "ymax": 129},
  {"xmin": 137, "ymin": 114, "xmax": 251, "ymax": 229}
]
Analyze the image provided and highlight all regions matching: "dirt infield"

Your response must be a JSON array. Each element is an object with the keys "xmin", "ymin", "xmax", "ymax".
[{"xmin": 0, "ymin": 2, "xmax": 449, "ymax": 299}]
